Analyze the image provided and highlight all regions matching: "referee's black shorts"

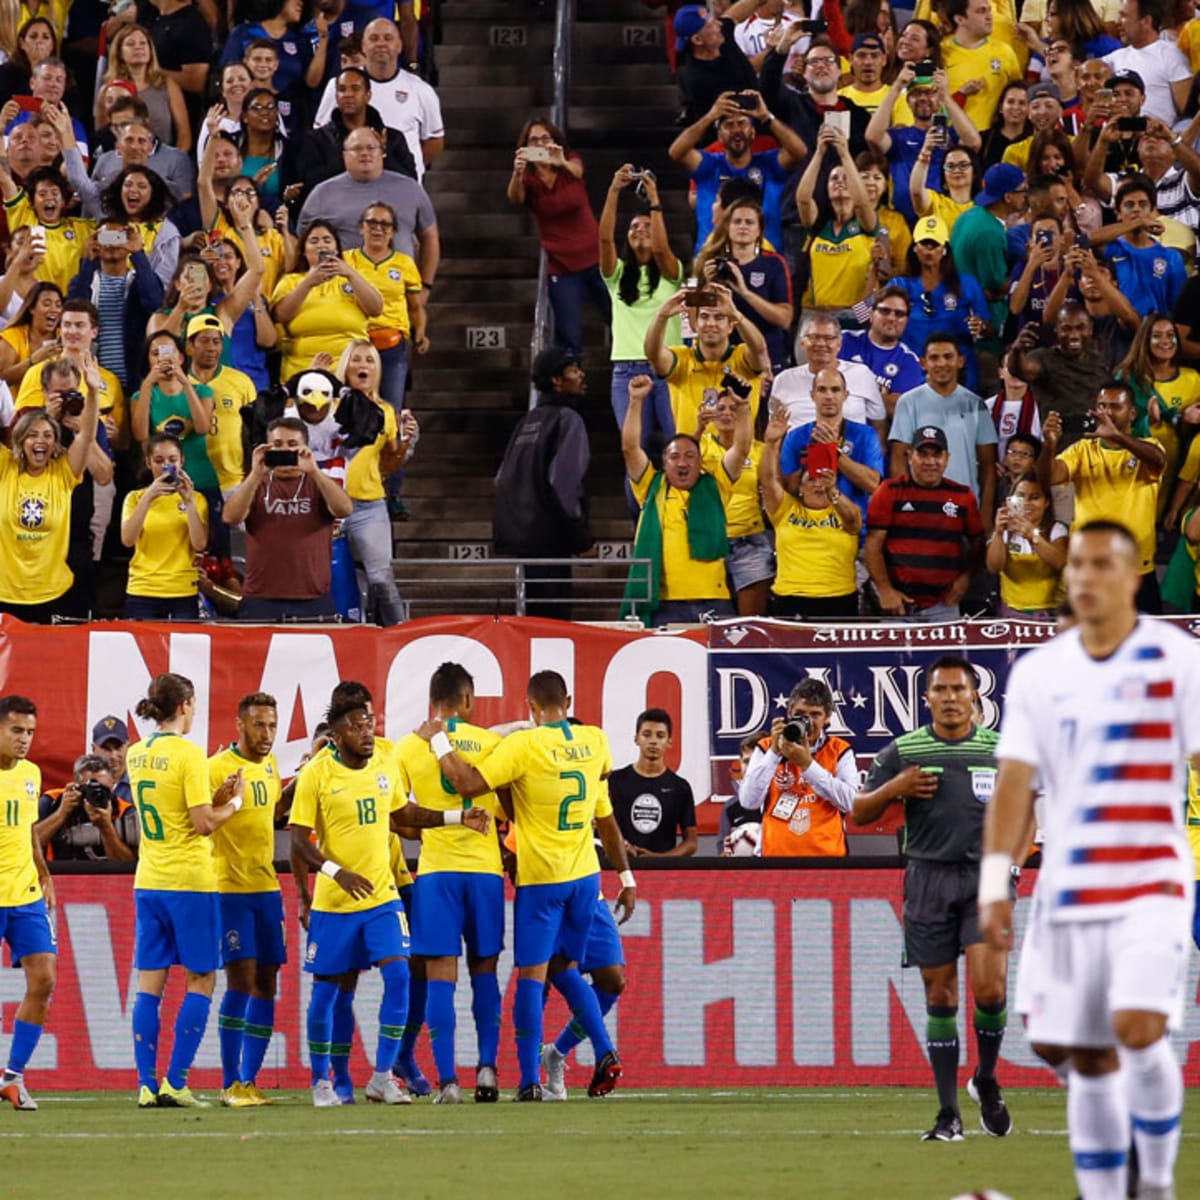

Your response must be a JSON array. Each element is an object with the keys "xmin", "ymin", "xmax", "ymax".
[{"xmin": 902, "ymin": 858, "xmax": 983, "ymax": 969}]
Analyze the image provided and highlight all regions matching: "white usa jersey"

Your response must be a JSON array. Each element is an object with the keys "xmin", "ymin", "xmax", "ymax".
[{"xmin": 997, "ymin": 619, "xmax": 1200, "ymax": 924}]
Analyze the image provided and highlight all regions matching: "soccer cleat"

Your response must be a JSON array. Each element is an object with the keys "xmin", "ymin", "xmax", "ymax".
[
  {"xmin": 137, "ymin": 1085, "xmax": 160, "ymax": 1109},
  {"xmin": 332, "ymin": 1075, "xmax": 356, "ymax": 1105},
  {"xmin": 241, "ymin": 1083, "xmax": 274, "ymax": 1106},
  {"xmin": 366, "ymin": 1071, "xmax": 412, "ymax": 1105},
  {"xmin": 157, "ymin": 1080, "xmax": 210, "ymax": 1109},
  {"xmin": 541, "ymin": 1045, "xmax": 567, "ymax": 1102},
  {"xmin": 221, "ymin": 1083, "xmax": 256, "ymax": 1108},
  {"xmin": 0, "ymin": 1072, "xmax": 37, "ymax": 1111},
  {"xmin": 432, "ymin": 1080, "xmax": 461, "ymax": 1105},
  {"xmin": 586, "ymin": 1050, "xmax": 622, "ymax": 1098},
  {"xmin": 312, "ymin": 1080, "xmax": 342, "ymax": 1108},
  {"xmin": 1134, "ymin": 1187, "xmax": 1173, "ymax": 1200},
  {"xmin": 395, "ymin": 1063, "xmax": 432, "ymax": 1097},
  {"xmin": 474, "ymin": 1064, "xmax": 499, "ymax": 1104},
  {"xmin": 920, "ymin": 1107, "xmax": 965, "ymax": 1142},
  {"xmin": 513, "ymin": 1083, "xmax": 543, "ymax": 1102},
  {"xmin": 967, "ymin": 1071, "xmax": 1013, "ymax": 1137}
]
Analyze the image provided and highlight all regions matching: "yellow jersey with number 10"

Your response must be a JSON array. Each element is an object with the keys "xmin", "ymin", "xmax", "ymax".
[
  {"xmin": 207, "ymin": 745, "xmax": 282, "ymax": 894},
  {"xmin": 479, "ymin": 722, "xmax": 613, "ymax": 887},
  {"xmin": 290, "ymin": 746, "xmax": 403, "ymax": 915},
  {"xmin": 129, "ymin": 731, "xmax": 218, "ymax": 892},
  {"xmin": 0, "ymin": 759, "xmax": 41, "ymax": 907},
  {"xmin": 395, "ymin": 719, "xmax": 504, "ymax": 877}
]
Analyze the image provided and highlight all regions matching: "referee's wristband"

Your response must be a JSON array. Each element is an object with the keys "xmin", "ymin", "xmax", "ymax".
[
  {"xmin": 430, "ymin": 731, "xmax": 452, "ymax": 758},
  {"xmin": 619, "ymin": 869, "xmax": 636, "ymax": 889},
  {"xmin": 978, "ymin": 852, "xmax": 1013, "ymax": 905},
  {"xmin": 443, "ymin": 809, "xmax": 464, "ymax": 825},
  {"xmin": 320, "ymin": 859, "xmax": 343, "ymax": 879}
]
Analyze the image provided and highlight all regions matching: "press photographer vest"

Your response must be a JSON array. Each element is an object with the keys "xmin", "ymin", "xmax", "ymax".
[{"xmin": 756, "ymin": 734, "xmax": 853, "ymax": 857}]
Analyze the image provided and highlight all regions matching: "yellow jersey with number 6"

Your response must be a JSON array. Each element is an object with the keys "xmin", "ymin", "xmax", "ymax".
[
  {"xmin": 207, "ymin": 745, "xmax": 281, "ymax": 894},
  {"xmin": 129, "ymin": 731, "xmax": 218, "ymax": 892},
  {"xmin": 0, "ymin": 759, "xmax": 41, "ymax": 907},
  {"xmin": 479, "ymin": 722, "xmax": 613, "ymax": 887},
  {"xmin": 290, "ymin": 746, "xmax": 403, "ymax": 915}
]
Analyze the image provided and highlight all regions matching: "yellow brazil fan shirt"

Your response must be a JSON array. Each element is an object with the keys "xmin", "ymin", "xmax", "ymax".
[
  {"xmin": 129, "ymin": 731, "xmax": 218, "ymax": 892},
  {"xmin": 207, "ymin": 745, "xmax": 282, "ymax": 893},
  {"xmin": 2, "ymin": 192, "xmax": 91, "ymax": 291},
  {"xmin": 344, "ymin": 248, "xmax": 422, "ymax": 339},
  {"xmin": 0, "ymin": 758, "xmax": 42, "ymax": 907},
  {"xmin": 700, "ymin": 431, "xmax": 763, "ymax": 538},
  {"xmin": 193, "ymin": 366, "xmax": 258, "ymax": 492},
  {"xmin": 344, "ymin": 400, "xmax": 397, "ymax": 502},
  {"xmin": 0, "ymin": 453, "xmax": 80, "ymax": 605},
  {"xmin": 121, "ymin": 488, "xmax": 208, "ymax": 598},
  {"xmin": 665, "ymin": 344, "xmax": 762, "ymax": 437},
  {"xmin": 478, "ymin": 722, "xmax": 613, "ymax": 887},
  {"xmin": 290, "ymin": 745, "xmax": 404, "ymax": 914},
  {"xmin": 395, "ymin": 719, "xmax": 503, "ymax": 877}
]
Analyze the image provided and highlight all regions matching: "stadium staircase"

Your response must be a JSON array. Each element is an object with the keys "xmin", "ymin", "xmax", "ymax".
[{"xmin": 394, "ymin": 0, "xmax": 690, "ymax": 619}]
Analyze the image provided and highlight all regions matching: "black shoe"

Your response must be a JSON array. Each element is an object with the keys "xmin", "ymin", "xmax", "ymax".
[
  {"xmin": 513, "ymin": 1083, "xmax": 542, "ymax": 1102},
  {"xmin": 586, "ymin": 1050, "xmax": 622, "ymax": 1098},
  {"xmin": 1127, "ymin": 1140, "xmax": 1139, "ymax": 1199},
  {"xmin": 967, "ymin": 1070, "xmax": 1012, "ymax": 1137},
  {"xmin": 920, "ymin": 1107, "xmax": 964, "ymax": 1142}
]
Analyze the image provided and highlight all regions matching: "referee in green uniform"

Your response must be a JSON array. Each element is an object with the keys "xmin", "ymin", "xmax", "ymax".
[{"xmin": 853, "ymin": 654, "xmax": 1013, "ymax": 1143}]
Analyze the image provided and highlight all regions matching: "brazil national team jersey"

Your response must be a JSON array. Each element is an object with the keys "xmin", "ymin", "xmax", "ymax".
[
  {"xmin": 207, "ymin": 746, "xmax": 282, "ymax": 894},
  {"xmin": 290, "ymin": 746, "xmax": 403, "ymax": 915},
  {"xmin": 396, "ymin": 718, "xmax": 504, "ymax": 877},
  {"xmin": 865, "ymin": 724, "xmax": 999, "ymax": 863},
  {"xmin": 0, "ymin": 759, "xmax": 41, "ymax": 906},
  {"xmin": 1186, "ymin": 763, "xmax": 1200, "ymax": 883},
  {"xmin": 129, "ymin": 732, "xmax": 219, "ymax": 892},
  {"xmin": 479, "ymin": 722, "xmax": 613, "ymax": 887}
]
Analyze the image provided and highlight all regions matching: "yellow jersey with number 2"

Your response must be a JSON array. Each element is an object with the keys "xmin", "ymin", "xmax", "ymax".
[
  {"xmin": 207, "ymin": 745, "xmax": 282, "ymax": 894},
  {"xmin": 479, "ymin": 722, "xmax": 613, "ymax": 887}
]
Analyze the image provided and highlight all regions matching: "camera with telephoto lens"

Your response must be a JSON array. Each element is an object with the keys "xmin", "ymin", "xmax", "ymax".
[
  {"xmin": 782, "ymin": 713, "xmax": 813, "ymax": 743},
  {"xmin": 60, "ymin": 390, "xmax": 86, "ymax": 417},
  {"xmin": 80, "ymin": 780, "xmax": 113, "ymax": 809}
]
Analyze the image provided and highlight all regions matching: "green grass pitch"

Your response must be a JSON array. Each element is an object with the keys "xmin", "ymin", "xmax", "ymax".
[{"xmin": 2, "ymin": 1087, "xmax": 1196, "ymax": 1198}]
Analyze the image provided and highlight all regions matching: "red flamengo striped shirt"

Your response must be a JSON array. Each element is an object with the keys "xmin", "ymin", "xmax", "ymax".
[{"xmin": 866, "ymin": 476, "xmax": 983, "ymax": 607}]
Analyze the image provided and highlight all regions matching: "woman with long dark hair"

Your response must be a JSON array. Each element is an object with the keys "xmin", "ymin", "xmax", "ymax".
[
  {"xmin": 986, "ymin": 473, "xmax": 1067, "ymax": 618},
  {"xmin": 599, "ymin": 164, "xmax": 681, "ymax": 443},
  {"xmin": 1044, "ymin": 0, "xmax": 1120, "ymax": 59},
  {"xmin": 507, "ymin": 114, "xmax": 611, "ymax": 356},
  {"xmin": 0, "ymin": 17, "xmax": 56, "ymax": 105},
  {"xmin": 0, "ymin": 280, "xmax": 60, "ymax": 387},
  {"xmin": 980, "ymin": 82, "xmax": 1030, "ymax": 170}
]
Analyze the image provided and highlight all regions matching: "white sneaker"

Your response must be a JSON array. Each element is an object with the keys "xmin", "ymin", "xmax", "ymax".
[
  {"xmin": 366, "ymin": 1071, "xmax": 412, "ymax": 1105},
  {"xmin": 541, "ymin": 1045, "xmax": 567, "ymax": 1102},
  {"xmin": 432, "ymin": 1080, "xmax": 461, "ymax": 1105},
  {"xmin": 0, "ymin": 1072, "xmax": 36, "ymax": 1111},
  {"xmin": 312, "ymin": 1079, "xmax": 342, "ymax": 1108}
]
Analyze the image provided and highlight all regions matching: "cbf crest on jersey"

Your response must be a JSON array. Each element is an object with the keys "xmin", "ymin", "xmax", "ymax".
[
  {"xmin": 376, "ymin": 774, "xmax": 390, "ymax": 793},
  {"xmin": 19, "ymin": 496, "xmax": 45, "ymax": 529}
]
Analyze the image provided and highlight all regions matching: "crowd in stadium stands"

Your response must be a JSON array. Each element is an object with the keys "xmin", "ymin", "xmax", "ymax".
[{"xmin": 3, "ymin": 0, "xmax": 1200, "ymax": 630}]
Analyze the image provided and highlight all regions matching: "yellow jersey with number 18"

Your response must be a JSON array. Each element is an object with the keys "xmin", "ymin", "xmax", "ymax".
[
  {"xmin": 479, "ymin": 722, "xmax": 613, "ymax": 887},
  {"xmin": 395, "ymin": 718, "xmax": 504, "ymax": 877},
  {"xmin": 130, "ymin": 731, "xmax": 218, "ymax": 892},
  {"xmin": 290, "ymin": 746, "xmax": 403, "ymax": 915},
  {"xmin": 207, "ymin": 745, "xmax": 282, "ymax": 894},
  {"xmin": 0, "ymin": 759, "xmax": 41, "ymax": 907}
]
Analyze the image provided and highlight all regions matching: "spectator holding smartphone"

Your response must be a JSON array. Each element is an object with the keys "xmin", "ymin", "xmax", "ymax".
[
  {"xmin": 120, "ymin": 433, "xmax": 207, "ymax": 620},
  {"xmin": 1008, "ymin": 213, "xmax": 1065, "ymax": 334},
  {"xmin": 985, "ymin": 474, "xmax": 1067, "ymax": 619}
]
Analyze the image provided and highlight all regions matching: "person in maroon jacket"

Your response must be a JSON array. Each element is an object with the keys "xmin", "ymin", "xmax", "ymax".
[
  {"xmin": 865, "ymin": 424, "xmax": 984, "ymax": 621},
  {"xmin": 506, "ymin": 116, "xmax": 611, "ymax": 356}
]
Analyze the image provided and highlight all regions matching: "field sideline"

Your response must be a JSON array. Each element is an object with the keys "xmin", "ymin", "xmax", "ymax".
[{"xmin": 2, "ymin": 1087, "xmax": 1196, "ymax": 1198}]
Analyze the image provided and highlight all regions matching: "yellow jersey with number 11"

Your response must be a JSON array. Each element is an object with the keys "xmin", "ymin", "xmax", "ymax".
[
  {"xmin": 207, "ymin": 745, "xmax": 282, "ymax": 894},
  {"xmin": 129, "ymin": 731, "xmax": 217, "ymax": 892},
  {"xmin": 479, "ymin": 721, "xmax": 613, "ymax": 887},
  {"xmin": 0, "ymin": 759, "xmax": 41, "ymax": 907}
]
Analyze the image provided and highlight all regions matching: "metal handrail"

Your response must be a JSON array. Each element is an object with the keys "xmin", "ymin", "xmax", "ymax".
[{"xmin": 528, "ymin": 0, "xmax": 575, "ymax": 408}]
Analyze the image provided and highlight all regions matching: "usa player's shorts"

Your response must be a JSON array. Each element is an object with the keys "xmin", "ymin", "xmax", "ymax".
[
  {"xmin": 135, "ymin": 889, "xmax": 220, "ymax": 974},
  {"xmin": 1019, "ymin": 897, "xmax": 1192, "ymax": 1047},
  {"xmin": 411, "ymin": 871, "xmax": 504, "ymax": 959},
  {"xmin": 218, "ymin": 891, "xmax": 287, "ymax": 967},
  {"xmin": 0, "ymin": 898, "xmax": 56, "ymax": 966},
  {"xmin": 514, "ymin": 874, "xmax": 599, "ymax": 968},
  {"xmin": 305, "ymin": 901, "xmax": 410, "ymax": 976},
  {"xmin": 578, "ymin": 895, "xmax": 624, "ymax": 974},
  {"xmin": 902, "ymin": 859, "xmax": 990, "ymax": 968}
]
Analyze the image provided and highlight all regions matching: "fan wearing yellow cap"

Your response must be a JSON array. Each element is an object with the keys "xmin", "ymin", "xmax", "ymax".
[{"xmin": 185, "ymin": 315, "xmax": 257, "ymax": 497}]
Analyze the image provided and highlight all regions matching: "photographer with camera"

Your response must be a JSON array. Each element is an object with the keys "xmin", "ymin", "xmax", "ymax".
[
  {"xmin": 739, "ymin": 678, "xmax": 858, "ymax": 857},
  {"xmin": 223, "ymin": 417, "xmax": 353, "ymax": 621},
  {"xmin": 36, "ymin": 753, "xmax": 138, "ymax": 862}
]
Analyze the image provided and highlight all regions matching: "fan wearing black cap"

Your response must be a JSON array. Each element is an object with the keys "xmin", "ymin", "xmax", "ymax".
[
  {"xmin": 1103, "ymin": 2, "xmax": 1192, "ymax": 126},
  {"xmin": 1078, "ymin": 68, "xmax": 1149, "ymax": 176},
  {"xmin": 492, "ymin": 348, "xmax": 592, "ymax": 620},
  {"xmin": 865, "ymin": 423, "xmax": 984, "ymax": 620},
  {"xmin": 840, "ymin": 33, "xmax": 891, "ymax": 113}
]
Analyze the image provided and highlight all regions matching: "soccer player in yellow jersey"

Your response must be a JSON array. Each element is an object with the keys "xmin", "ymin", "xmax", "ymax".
[
  {"xmin": 396, "ymin": 662, "xmax": 506, "ymax": 1106},
  {"xmin": 425, "ymin": 670, "xmax": 637, "ymax": 1101},
  {"xmin": 0, "ymin": 696, "xmax": 56, "ymax": 1112},
  {"xmin": 1187, "ymin": 762, "xmax": 1200, "ymax": 952},
  {"xmin": 209, "ymin": 692, "xmax": 284, "ymax": 1109},
  {"xmin": 290, "ymin": 685, "xmax": 490, "ymax": 1108},
  {"xmin": 128, "ymin": 673, "xmax": 245, "ymax": 1110}
]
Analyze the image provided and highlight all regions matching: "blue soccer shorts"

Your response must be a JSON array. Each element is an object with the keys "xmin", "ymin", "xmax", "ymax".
[
  {"xmin": 135, "ymin": 889, "xmax": 220, "ymax": 974},
  {"xmin": 411, "ymin": 871, "xmax": 504, "ymax": 959},
  {"xmin": 305, "ymin": 901, "xmax": 410, "ymax": 976},
  {"xmin": 218, "ymin": 890, "xmax": 287, "ymax": 966},
  {"xmin": 579, "ymin": 894, "xmax": 625, "ymax": 974},
  {"xmin": 513, "ymin": 874, "xmax": 599, "ymax": 968},
  {"xmin": 0, "ymin": 897, "xmax": 56, "ymax": 967}
]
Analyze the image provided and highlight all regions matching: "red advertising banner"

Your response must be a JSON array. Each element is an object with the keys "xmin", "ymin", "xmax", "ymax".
[{"xmin": 11, "ymin": 870, "xmax": 1200, "ymax": 1092}]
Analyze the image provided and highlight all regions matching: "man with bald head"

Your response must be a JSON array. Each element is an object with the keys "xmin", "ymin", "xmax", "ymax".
[
  {"xmin": 312, "ymin": 17, "xmax": 443, "ymax": 181},
  {"xmin": 297, "ymin": 126, "xmax": 439, "ymax": 286}
]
